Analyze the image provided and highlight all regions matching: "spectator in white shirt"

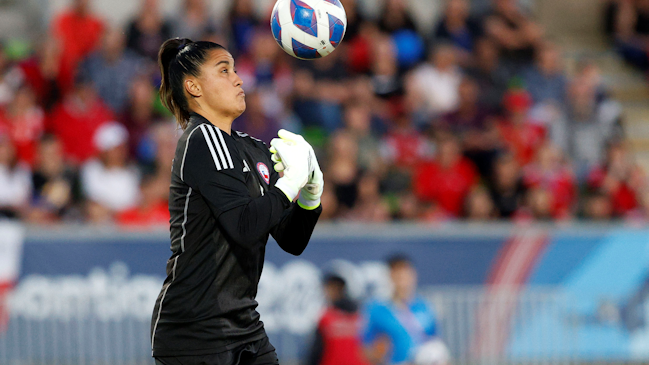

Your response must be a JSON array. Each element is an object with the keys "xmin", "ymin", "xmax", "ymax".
[
  {"xmin": 0, "ymin": 133, "xmax": 32, "ymax": 218},
  {"xmin": 81, "ymin": 122, "xmax": 140, "ymax": 222}
]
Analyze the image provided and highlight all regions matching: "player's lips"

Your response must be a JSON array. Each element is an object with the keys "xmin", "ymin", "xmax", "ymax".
[{"xmin": 238, "ymin": 91, "xmax": 245, "ymax": 97}]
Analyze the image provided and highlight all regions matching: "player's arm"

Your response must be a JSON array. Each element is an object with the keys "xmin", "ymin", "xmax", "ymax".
[
  {"xmin": 362, "ymin": 304, "xmax": 391, "ymax": 365},
  {"xmin": 183, "ymin": 130, "xmax": 292, "ymax": 248},
  {"xmin": 268, "ymin": 130, "xmax": 323, "ymax": 255}
]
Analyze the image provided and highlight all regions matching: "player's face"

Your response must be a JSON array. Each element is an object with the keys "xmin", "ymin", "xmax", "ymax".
[
  {"xmin": 196, "ymin": 49, "xmax": 246, "ymax": 120},
  {"xmin": 390, "ymin": 264, "xmax": 417, "ymax": 301}
]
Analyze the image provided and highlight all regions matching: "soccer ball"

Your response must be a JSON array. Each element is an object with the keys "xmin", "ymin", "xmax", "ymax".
[{"xmin": 270, "ymin": 0, "xmax": 347, "ymax": 60}]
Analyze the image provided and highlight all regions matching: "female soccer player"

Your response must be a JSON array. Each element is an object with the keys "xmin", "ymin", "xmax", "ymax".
[{"xmin": 151, "ymin": 38, "xmax": 323, "ymax": 365}]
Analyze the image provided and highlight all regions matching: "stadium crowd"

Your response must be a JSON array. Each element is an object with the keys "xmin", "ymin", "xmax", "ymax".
[{"xmin": 0, "ymin": 0, "xmax": 646, "ymax": 225}]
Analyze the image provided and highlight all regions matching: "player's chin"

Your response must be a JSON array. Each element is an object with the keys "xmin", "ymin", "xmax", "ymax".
[{"xmin": 234, "ymin": 100, "xmax": 246, "ymax": 117}]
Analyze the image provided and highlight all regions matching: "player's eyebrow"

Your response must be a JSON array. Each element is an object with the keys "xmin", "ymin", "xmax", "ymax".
[{"xmin": 216, "ymin": 60, "xmax": 231, "ymax": 66}]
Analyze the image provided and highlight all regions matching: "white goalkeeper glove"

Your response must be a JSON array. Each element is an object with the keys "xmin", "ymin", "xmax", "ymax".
[
  {"xmin": 270, "ymin": 130, "xmax": 312, "ymax": 201},
  {"xmin": 270, "ymin": 129, "xmax": 323, "ymax": 210}
]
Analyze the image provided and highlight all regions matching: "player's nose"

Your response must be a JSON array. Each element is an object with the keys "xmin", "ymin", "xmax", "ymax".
[{"xmin": 233, "ymin": 73, "xmax": 243, "ymax": 88}]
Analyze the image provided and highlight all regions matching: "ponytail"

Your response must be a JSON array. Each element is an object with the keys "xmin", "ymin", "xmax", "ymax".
[{"xmin": 158, "ymin": 38, "xmax": 225, "ymax": 130}]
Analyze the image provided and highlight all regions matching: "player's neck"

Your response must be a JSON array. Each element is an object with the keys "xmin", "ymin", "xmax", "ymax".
[{"xmin": 193, "ymin": 108, "xmax": 233, "ymax": 135}]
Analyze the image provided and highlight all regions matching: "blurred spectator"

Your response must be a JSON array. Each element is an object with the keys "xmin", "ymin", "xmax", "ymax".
[
  {"xmin": 237, "ymin": 28, "xmax": 292, "ymax": 93},
  {"xmin": 28, "ymin": 134, "xmax": 80, "ymax": 223},
  {"xmin": 407, "ymin": 44, "xmax": 462, "ymax": 118},
  {"xmin": 120, "ymin": 75, "xmax": 165, "ymax": 161},
  {"xmin": 587, "ymin": 141, "xmax": 646, "ymax": 217},
  {"xmin": 484, "ymin": 0, "xmax": 543, "ymax": 67},
  {"xmin": 116, "ymin": 175, "xmax": 169, "ymax": 227},
  {"xmin": 48, "ymin": 75, "xmax": 114, "ymax": 164},
  {"xmin": 521, "ymin": 42, "xmax": 567, "ymax": 105},
  {"xmin": 307, "ymin": 274, "xmax": 369, "ymax": 365},
  {"xmin": 340, "ymin": 0, "xmax": 366, "ymax": 40},
  {"xmin": 51, "ymin": 0, "xmax": 105, "ymax": 92},
  {"xmin": 371, "ymin": 35, "xmax": 403, "ymax": 98},
  {"xmin": 413, "ymin": 134, "xmax": 478, "ymax": 217},
  {"xmin": 0, "ymin": 43, "xmax": 20, "ymax": 106},
  {"xmin": 517, "ymin": 186, "xmax": 554, "ymax": 221},
  {"xmin": 345, "ymin": 173, "xmax": 391, "ymax": 222},
  {"xmin": 433, "ymin": 0, "xmax": 483, "ymax": 61},
  {"xmin": 465, "ymin": 185, "xmax": 497, "ymax": 220},
  {"xmin": 327, "ymin": 131, "xmax": 360, "ymax": 212},
  {"xmin": 489, "ymin": 153, "xmax": 526, "ymax": 218},
  {"xmin": 363, "ymin": 254, "xmax": 438, "ymax": 365},
  {"xmin": 11, "ymin": 39, "xmax": 61, "ymax": 110},
  {"xmin": 172, "ymin": 0, "xmax": 219, "ymax": 40},
  {"xmin": 605, "ymin": 0, "xmax": 649, "ymax": 70},
  {"xmin": 465, "ymin": 37, "xmax": 511, "ymax": 109},
  {"xmin": 550, "ymin": 62, "xmax": 622, "ymax": 179},
  {"xmin": 319, "ymin": 183, "xmax": 340, "ymax": 221},
  {"xmin": 0, "ymin": 134, "xmax": 32, "ymax": 218},
  {"xmin": 80, "ymin": 27, "xmax": 144, "ymax": 114},
  {"xmin": 126, "ymin": 0, "xmax": 172, "ymax": 62},
  {"xmin": 378, "ymin": 0, "xmax": 417, "ymax": 34},
  {"xmin": 522, "ymin": 143, "xmax": 576, "ymax": 219},
  {"xmin": 0, "ymin": 84, "xmax": 45, "ymax": 165},
  {"xmin": 583, "ymin": 191, "xmax": 614, "ymax": 220},
  {"xmin": 81, "ymin": 123, "xmax": 140, "ymax": 222},
  {"xmin": 437, "ymin": 76, "xmax": 499, "ymax": 177},
  {"xmin": 228, "ymin": 0, "xmax": 259, "ymax": 56},
  {"xmin": 495, "ymin": 88, "xmax": 546, "ymax": 166},
  {"xmin": 343, "ymin": 103, "xmax": 383, "ymax": 173},
  {"xmin": 381, "ymin": 111, "xmax": 434, "ymax": 194}
]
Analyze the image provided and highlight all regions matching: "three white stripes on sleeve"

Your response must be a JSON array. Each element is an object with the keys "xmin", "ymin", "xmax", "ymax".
[{"xmin": 199, "ymin": 124, "xmax": 235, "ymax": 171}]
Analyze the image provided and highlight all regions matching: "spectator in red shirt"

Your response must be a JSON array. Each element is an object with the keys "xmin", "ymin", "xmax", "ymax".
[
  {"xmin": 307, "ymin": 274, "xmax": 369, "ymax": 365},
  {"xmin": 11, "ymin": 39, "xmax": 61, "ymax": 110},
  {"xmin": 47, "ymin": 75, "xmax": 114, "ymax": 164},
  {"xmin": 51, "ymin": 0, "xmax": 104, "ymax": 93},
  {"xmin": 587, "ymin": 141, "xmax": 646, "ymax": 217},
  {"xmin": 522, "ymin": 143, "xmax": 576, "ymax": 219},
  {"xmin": 414, "ymin": 134, "xmax": 478, "ymax": 217},
  {"xmin": 496, "ymin": 88, "xmax": 546, "ymax": 166},
  {"xmin": 0, "ymin": 84, "xmax": 45, "ymax": 166}
]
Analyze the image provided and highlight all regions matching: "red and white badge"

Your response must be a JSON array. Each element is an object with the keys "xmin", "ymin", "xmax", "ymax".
[{"xmin": 257, "ymin": 162, "xmax": 270, "ymax": 184}]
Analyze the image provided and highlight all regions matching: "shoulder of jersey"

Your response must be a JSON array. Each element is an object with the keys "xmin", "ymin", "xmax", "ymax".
[
  {"xmin": 235, "ymin": 130, "xmax": 267, "ymax": 149},
  {"xmin": 185, "ymin": 123, "xmax": 236, "ymax": 172}
]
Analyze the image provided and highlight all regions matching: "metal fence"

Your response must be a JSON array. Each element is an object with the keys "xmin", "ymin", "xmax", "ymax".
[{"xmin": 0, "ymin": 286, "xmax": 579, "ymax": 365}]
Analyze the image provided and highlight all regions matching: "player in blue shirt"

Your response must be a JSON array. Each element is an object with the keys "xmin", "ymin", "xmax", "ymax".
[{"xmin": 362, "ymin": 254, "xmax": 437, "ymax": 364}]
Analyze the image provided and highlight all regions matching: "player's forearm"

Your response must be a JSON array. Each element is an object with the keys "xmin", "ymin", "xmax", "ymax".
[
  {"xmin": 217, "ymin": 187, "xmax": 292, "ymax": 248},
  {"xmin": 271, "ymin": 203, "xmax": 322, "ymax": 256}
]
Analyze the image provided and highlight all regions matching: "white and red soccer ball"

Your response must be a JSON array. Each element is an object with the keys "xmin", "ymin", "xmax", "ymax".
[{"xmin": 270, "ymin": 0, "xmax": 347, "ymax": 60}]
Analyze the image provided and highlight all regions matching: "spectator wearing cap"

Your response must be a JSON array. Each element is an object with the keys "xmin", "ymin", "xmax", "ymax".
[
  {"xmin": 495, "ymin": 87, "xmax": 546, "ymax": 166},
  {"xmin": 81, "ymin": 122, "xmax": 140, "ymax": 222},
  {"xmin": 47, "ymin": 72, "xmax": 114, "ymax": 164},
  {"xmin": 0, "ymin": 133, "xmax": 32, "ymax": 219},
  {"xmin": 80, "ymin": 27, "xmax": 145, "ymax": 114},
  {"xmin": 51, "ymin": 0, "xmax": 105, "ymax": 93},
  {"xmin": 307, "ymin": 274, "xmax": 369, "ymax": 365}
]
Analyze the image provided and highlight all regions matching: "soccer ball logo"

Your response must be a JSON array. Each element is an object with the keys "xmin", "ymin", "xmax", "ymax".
[{"xmin": 270, "ymin": 0, "xmax": 347, "ymax": 60}]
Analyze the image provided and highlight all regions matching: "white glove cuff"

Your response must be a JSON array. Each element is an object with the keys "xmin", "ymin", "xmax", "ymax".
[
  {"xmin": 298, "ymin": 194, "xmax": 321, "ymax": 210},
  {"xmin": 275, "ymin": 177, "xmax": 299, "ymax": 201}
]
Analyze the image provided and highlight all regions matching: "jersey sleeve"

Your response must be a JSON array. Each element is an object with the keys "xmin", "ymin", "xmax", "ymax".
[
  {"xmin": 182, "ymin": 125, "xmax": 291, "ymax": 248},
  {"xmin": 266, "ymin": 148, "xmax": 322, "ymax": 255},
  {"xmin": 362, "ymin": 302, "xmax": 382, "ymax": 345}
]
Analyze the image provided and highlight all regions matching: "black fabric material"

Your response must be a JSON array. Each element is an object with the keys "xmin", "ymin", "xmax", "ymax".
[
  {"xmin": 151, "ymin": 113, "xmax": 321, "ymax": 357},
  {"xmin": 155, "ymin": 336, "xmax": 279, "ymax": 365}
]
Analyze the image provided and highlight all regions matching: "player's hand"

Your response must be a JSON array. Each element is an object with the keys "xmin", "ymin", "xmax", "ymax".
[
  {"xmin": 270, "ymin": 130, "xmax": 312, "ymax": 201},
  {"xmin": 270, "ymin": 130, "xmax": 323, "ymax": 210}
]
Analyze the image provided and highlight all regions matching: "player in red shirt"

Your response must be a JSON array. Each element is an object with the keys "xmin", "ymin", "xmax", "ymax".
[{"xmin": 414, "ymin": 134, "xmax": 478, "ymax": 217}]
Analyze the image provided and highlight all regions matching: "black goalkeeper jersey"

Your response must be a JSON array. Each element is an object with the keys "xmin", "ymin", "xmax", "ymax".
[{"xmin": 151, "ymin": 113, "xmax": 321, "ymax": 357}]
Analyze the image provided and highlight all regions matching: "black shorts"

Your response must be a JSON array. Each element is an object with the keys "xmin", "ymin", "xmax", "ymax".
[{"xmin": 154, "ymin": 336, "xmax": 279, "ymax": 365}]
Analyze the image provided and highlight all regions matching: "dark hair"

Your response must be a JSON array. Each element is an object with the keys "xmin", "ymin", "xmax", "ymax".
[
  {"xmin": 386, "ymin": 253, "xmax": 412, "ymax": 270},
  {"xmin": 158, "ymin": 38, "xmax": 225, "ymax": 130},
  {"xmin": 323, "ymin": 273, "xmax": 346, "ymax": 288}
]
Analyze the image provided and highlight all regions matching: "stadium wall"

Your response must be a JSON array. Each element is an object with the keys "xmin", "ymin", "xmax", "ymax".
[{"xmin": 1, "ymin": 222, "xmax": 648, "ymax": 364}]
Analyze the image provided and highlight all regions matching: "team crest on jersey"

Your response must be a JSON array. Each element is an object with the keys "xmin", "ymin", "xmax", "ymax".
[{"xmin": 257, "ymin": 162, "xmax": 270, "ymax": 184}]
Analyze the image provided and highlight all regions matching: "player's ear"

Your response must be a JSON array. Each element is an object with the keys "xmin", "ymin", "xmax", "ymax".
[{"xmin": 185, "ymin": 77, "xmax": 202, "ymax": 98}]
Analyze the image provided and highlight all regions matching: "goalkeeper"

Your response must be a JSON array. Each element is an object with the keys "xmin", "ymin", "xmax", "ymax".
[{"xmin": 151, "ymin": 38, "xmax": 322, "ymax": 365}]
